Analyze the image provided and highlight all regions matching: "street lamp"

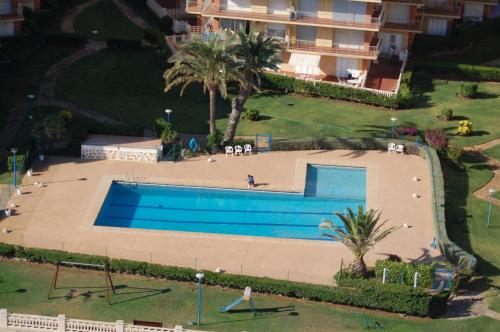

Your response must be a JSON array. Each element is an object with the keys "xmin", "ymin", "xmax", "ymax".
[
  {"xmin": 487, "ymin": 188, "xmax": 496, "ymax": 227},
  {"xmin": 195, "ymin": 272, "xmax": 204, "ymax": 325},
  {"xmin": 390, "ymin": 117, "xmax": 397, "ymax": 139},
  {"xmin": 92, "ymin": 30, "xmax": 98, "ymax": 52},
  {"xmin": 10, "ymin": 148, "xmax": 18, "ymax": 188},
  {"xmin": 165, "ymin": 109, "xmax": 172, "ymax": 123},
  {"xmin": 27, "ymin": 94, "xmax": 35, "ymax": 121}
]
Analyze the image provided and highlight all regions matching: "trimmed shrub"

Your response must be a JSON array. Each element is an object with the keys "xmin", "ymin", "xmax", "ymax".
[
  {"xmin": 0, "ymin": 242, "xmax": 447, "ymax": 317},
  {"xmin": 425, "ymin": 128, "xmax": 449, "ymax": 151},
  {"xmin": 245, "ymin": 109, "xmax": 260, "ymax": 121},
  {"xmin": 42, "ymin": 31, "xmax": 87, "ymax": 45},
  {"xmin": 416, "ymin": 61, "xmax": 500, "ymax": 81},
  {"xmin": 458, "ymin": 83, "xmax": 478, "ymax": 98},
  {"xmin": 207, "ymin": 131, "xmax": 223, "ymax": 153},
  {"xmin": 106, "ymin": 38, "xmax": 142, "ymax": 49},
  {"xmin": 374, "ymin": 260, "xmax": 436, "ymax": 289},
  {"xmin": 440, "ymin": 108, "xmax": 453, "ymax": 121},
  {"xmin": 446, "ymin": 145, "xmax": 464, "ymax": 170},
  {"xmin": 143, "ymin": 27, "xmax": 160, "ymax": 44},
  {"xmin": 7, "ymin": 154, "xmax": 26, "ymax": 174},
  {"xmin": 261, "ymin": 73, "xmax": 401, "ymax": 108},
  {"xmin": 457, "ymin": 120, "xmax": 473, "ymax": 136}
]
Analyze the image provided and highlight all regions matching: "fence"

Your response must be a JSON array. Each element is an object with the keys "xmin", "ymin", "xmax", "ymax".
[{"xmin": 0, "ymin": 309, "xmax": 199, "ymax": 332}]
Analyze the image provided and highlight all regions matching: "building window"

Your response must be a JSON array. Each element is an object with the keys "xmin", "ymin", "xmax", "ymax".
[{"xmin": 220, "ymin": 19, "xmax": 247, "ymax": 31}]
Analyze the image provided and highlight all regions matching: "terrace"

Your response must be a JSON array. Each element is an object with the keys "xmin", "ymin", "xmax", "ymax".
[
  {"xmin": 383, "ymin": 18, "xmax": 424, "ymax": 33},
  {"xmin": 418, "ymin": 5, "xmax": 462, "ymax": 18},
  {"xmin": 286, "ymin": 37, "xmax": 382, "ymax": 59},
  {"xmin": 188, "ymin": 1, "xmax": 386, "ymax": 31}
]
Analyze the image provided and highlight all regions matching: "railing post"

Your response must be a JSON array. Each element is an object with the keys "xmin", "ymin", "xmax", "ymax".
[
  {"xmin": 0, "ymin": 309, "xmax": 7, "ymax": 328},
  {"xmin": 57, "ymin": 314, "xmax": 66, "ymax": 332},
  {"xmin": 116, "ymin": 320, "xmax": 124, "ymax": 332}
]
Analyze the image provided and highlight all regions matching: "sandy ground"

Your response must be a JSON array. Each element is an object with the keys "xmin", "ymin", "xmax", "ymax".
[{"xmin": 0, "ymin": 150, "xmax": 440, "ymax": 285}]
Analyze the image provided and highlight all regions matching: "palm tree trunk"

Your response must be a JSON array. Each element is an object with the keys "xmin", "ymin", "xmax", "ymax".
[
  {"xmin": 209, "ymin": 86, "xmax": 217, "ymax": 134},
  {"xmin": 223, "ymin": 80, "xmax": 252, "ymax": 144},
  {"xmin": 351, "ymin": 257, "xmax": 367, "ymax": 276}
]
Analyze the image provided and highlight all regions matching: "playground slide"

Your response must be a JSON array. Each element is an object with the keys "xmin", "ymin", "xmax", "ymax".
[{"xmin": 219, "ymin": 296, "xmax": 244, "ymax": 313}]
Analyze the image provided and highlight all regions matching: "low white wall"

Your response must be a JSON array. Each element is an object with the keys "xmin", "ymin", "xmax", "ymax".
[
  {"xmin": 147, "ymin": 0, "xmax": 167, "ymax": 17},
  {"xmin": 81, "ymin": 145, "xmax": 160, "ymax": 163}
]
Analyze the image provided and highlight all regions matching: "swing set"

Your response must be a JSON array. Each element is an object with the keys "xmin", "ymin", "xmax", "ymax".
[{"xmin": 47, "ymin": 260, "xmax": 116, "ymax": 305}]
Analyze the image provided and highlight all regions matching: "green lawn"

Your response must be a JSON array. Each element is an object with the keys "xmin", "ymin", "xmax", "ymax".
[
  {"xmin": 55, "ymin": 49, "xmax": 500, "ymax": 146},
  {"xmin": 1, "ymin": 260, "xmax": 499, "ymax": 331},
  {"xmin": 74, "ymin": 0, "xmax": 143, "ymax": 40},
  {"xmin": 484, "ymin": 144, "xmax": 500, "ymax": 161}
]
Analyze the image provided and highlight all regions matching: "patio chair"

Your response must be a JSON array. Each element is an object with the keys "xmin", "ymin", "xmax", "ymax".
[
  {"xmin": 387, "ymin": 143, "xmax": 396, "ymax": 154},
  {"xmin": 396, "ymin": 144, "xmax": 405, "ymax": 155},
  {"xmin": 234, "ymin": 145, "xmax": 243, "ymax": 156},
  {"xmin": 244, "ymin": 144, "xmax": 252, "ymax": 155},
  {"xmin": 225, "ymin": 146, "xmax": 234, "ymax": 157}
]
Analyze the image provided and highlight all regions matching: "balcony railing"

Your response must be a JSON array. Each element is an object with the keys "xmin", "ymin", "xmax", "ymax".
[
  {"xmin": 383, "ymin": 0, "xmax": 424, "ymax": 4},
  {"xmin": 199, "ymin": 3, "xmax": 385, "ymax": 31},
  {"xmin": 418, "ymin": 5, "xmax": 462, "ymax": 17},
  {"xmin": 286, "ymin": 38, "xmax": 382, "ymax": 58},
  {"xmin": 383, "ymin": 19, "xmax": 423, "ymax": 32}
]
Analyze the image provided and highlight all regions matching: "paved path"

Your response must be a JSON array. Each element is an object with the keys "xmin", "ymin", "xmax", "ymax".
[{"xmin": 464, "ymin": 138, "xmax": 500, "ymax": 206}]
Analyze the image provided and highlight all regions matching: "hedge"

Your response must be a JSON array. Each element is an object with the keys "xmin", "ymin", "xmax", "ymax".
[
  {"xmin": 0, "ymin": 243, "xmax": 447, "ymax": 317},
  {"xmin": 261, "ymin": 73, "xmax": 400, "ymax": 108},
  {"xmin": 7, "ymin": 154, "xmax": 27, "ymax": 174},
  {"xmin": 374, "ymin": 260, "xmax": 437, "ymax": 289},
  {"xmin": 106, "ymin": 38, "xmax": 142, "ymax": 49},
  {"xmin": 416, "ymin": 61, "xmax": 500, "ymax": 81}
]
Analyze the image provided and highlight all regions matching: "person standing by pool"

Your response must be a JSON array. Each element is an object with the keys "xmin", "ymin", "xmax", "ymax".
[{"xmin": 247, "ymin": 175, "xmax": 255, "ymax": 188}]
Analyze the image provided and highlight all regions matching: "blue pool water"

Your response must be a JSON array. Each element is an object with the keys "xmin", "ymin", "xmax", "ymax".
[{"xmin": 95, "ymin": 165, "xmax": 366, "ymax": 240}]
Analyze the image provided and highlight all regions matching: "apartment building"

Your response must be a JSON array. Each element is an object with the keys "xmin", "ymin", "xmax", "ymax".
[
  {"xmin": 186, "ymin": 0, "xmax": 420, "ymax": 93},
  {"xmin": 0, "ymin": 0, "xmax": 40, "ymax": 36}
]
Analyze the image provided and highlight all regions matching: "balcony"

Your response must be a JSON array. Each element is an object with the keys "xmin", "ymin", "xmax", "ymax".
[
  {"xmin": 196, "ymin": 3, "xmax": 386, "ymax": 31},
  {"xmin": 383, "ymin": 18, "xmax": 423, "ymax": 33},
  {"xmin": 418, "ymin": 5, "xmax": 461, "ymax": 18},
  {"xmin": 285, "ymin": 37, "xmax": 382, "ymax": 59},
  {"xmin": 0, "ymin": 12, "xmax": 24, "ymax": 22},
  {"xmin": 186, "ymin": 0, "xmax": 202, "ymax": 14}
]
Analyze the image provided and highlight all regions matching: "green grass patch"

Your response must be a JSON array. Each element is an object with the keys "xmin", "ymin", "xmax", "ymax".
[
  {"xmin": 1, "ymin": 260, "xmax": 500, "ymax": 331},
  {"xmin": 74, "ymin": 0, "xmax": 143, "ymax": 40},
  {"xmin": 484, "ymin": 144, "xmax": 500, "ymax": 161},
  {"xmin": 55, "ymin": 49, "xmax": 500, "ymax": 146}
]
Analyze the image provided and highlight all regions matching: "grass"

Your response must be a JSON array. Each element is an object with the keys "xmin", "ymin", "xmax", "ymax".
[
  {"xmin": 54, "ymin": 49, "xmax": 500, "ymax": 146},
  {"xmin": 73, "ymin": 0, "xmax": 143, "ymax": 40},
  {"xmin": 484, "ymin": 144, "xmax": 500, "ymax": 161},
  {"xmin": 1, "ymin": 260, "xmax": 499, "ymax": 331}
]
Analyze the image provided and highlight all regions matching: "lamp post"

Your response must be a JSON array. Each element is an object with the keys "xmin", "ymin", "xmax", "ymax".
[
  {"xmin": 92, "ymin": 30, "xmax": 98, "ymax": 52},
  {"xmin": 487, "ymin": 188, "xmax": 496, "ymax": 227},
  {"xmin": 390, "ymin": 117, "xmax": 397, "ymax": 139},
  {"xmin": 27, "ymin": 94, "xmax": 35, "ymax": 121},
  {"xmin": 10, "ymin": 148, "xmax": 18, "ymax": 188},
  {"xmin": 195, "ymin": 272, "xmax": 204, "ymax": 326},
  {"xmin": 165, "ymin": 109, "xmax": 172, "ymax": 123}
]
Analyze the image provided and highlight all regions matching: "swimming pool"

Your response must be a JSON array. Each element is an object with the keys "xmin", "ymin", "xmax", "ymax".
[{"xmin": 94, "ymin": 165, "xmax": 366, "ymax": 240}]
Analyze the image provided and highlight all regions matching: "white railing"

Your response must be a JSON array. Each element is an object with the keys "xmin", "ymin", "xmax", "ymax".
[
  {"xmin": 288, "ymin": 39, "xmax": 380, "ymax": 57},
  {"xmin": 1, "ymin": 309, "xmax": 200, "ymax": 332},
  {"xmin": 392, "ymin": 51, "xmax": 409, "ymax": 96}
]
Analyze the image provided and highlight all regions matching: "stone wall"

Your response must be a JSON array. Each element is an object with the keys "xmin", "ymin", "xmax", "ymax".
[{"xmin": 81, "ymin": 145, "xmax": 159, "ymax": 163}]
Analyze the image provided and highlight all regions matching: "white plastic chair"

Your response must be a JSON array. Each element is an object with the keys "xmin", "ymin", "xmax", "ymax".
[
  {"xmin": 234, "ymin": 145, "xmax": 243, "ymax": 156},
  {"xmin": 225, "ymin": 146, "xmax": 234, "ymax": 157},
  {"xmin": 244, "ymin": 144, "xmax": 252, "ymax": 155},
  {"xmin": 387, "ymin": 143, "xmax": 396, "ymax": 154},
  {"xmin": 396, "ymin": 144, "xmax": 405, "ymax": 155}
]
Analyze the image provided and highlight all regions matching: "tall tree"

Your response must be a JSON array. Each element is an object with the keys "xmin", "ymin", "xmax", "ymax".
[
  {"xmin": 320, "ymin": 206, "xmax": 399, "ymax": 276},
  {"xmin": 223, "ymin": 29, "xmax": 282, "ymax": 143},
  {"xmin": 164, "ymin": 32, "xmax": 241, "ymax": 134}
]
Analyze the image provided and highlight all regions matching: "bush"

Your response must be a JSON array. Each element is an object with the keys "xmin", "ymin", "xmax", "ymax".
[
  {"xmin": 440, "ymin": 108, "xmax": 453, "ymax": 121},
  {"xmin": 106, "ymin": 38, "xmax": 142, "ymax": 49},
  {"xmin": 0, "ymin": 242, "xmax": 447, "ymax": 317},
  {"xmin": 7, "ymin": 154, "xmax": 27, "ymax": 174},
  {"xmin": 458, "ymin": 83, "xmax": 478, "ymax": 98},
  {"xmin": 412, "ymin": 34, "xmax": 467, "ymax": 55},
  {"xmin": 396, "ymin": 126, "xmax": 418, "ymax": 137},
  {"xmin": 207, "ymin": 131, "xmax": 223, "ymax": 154},
  {"xmin": 159, "ymin": 15, "xmax": 174, "ymax": 35},
  {"xmin": 374, "ymin": 260, "xmax": 436, "ymax": 289},
  {"xmin": 261, "ymin": 73, "xmax": 401, "ymax": 108},
  {"xmin": 446, "ymin": 145, "xmax": 464, "ymax": 170},
  {"xmin": 58, "ymin": 110, "xmax": 73, "ymax": 123},
  {"xmin": 457, "ymin": 120, "xmax": 473, "ymax": 136},
  {"xmin": 416, "ymin": 61, "xmax": 500, "ymax": 81},
  {"xmin": 245, "ymin": 109, "xmax": 260, "ymax": 121},
  {"xmin": 424, "ymin": 128, "xmax": 449, "ymax": 151},
  {"xmin": 42, "ymin": 31, "xmax": 87, "ymax": 45}
]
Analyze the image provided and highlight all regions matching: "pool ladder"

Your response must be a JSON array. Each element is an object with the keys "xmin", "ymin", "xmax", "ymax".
[{"xmin": 122, "ymin": 173, "xmax": 138, "ymax": 188}]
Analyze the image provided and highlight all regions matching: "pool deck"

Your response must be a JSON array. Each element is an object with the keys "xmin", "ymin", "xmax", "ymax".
[{"xmin": 0, "ymin": 150, "xmax": 439, "ymax": 285}]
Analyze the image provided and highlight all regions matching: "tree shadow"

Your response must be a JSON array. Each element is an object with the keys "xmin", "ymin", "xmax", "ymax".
[
  {"xmin": 474, "ymin": 92, "xmax": 497, "ymax": 100},
  {"xmin": 227, "ymin": 305, "xmax": 295, "ymax": 315},
  {"xmin": 203, "ymin": 306, "xmax": 298, "ymax": 326}
]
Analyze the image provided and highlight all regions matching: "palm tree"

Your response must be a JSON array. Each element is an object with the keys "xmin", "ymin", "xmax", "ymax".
[
  {"xmin": 164, "ymin": 32, "xmax": 242, "ymax": 134},
  {"xmin": 223, "ymin": 29, "xmax": 283, "ymax": 143},
  {"xmin": 320, "ymin": 205, "xmax": 400, "ymax": 276}
]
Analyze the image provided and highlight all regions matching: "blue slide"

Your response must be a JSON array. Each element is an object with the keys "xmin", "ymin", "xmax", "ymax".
[{"xmin": 219, "ymin": 296, "xmax": 244, "ymax": 313}]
